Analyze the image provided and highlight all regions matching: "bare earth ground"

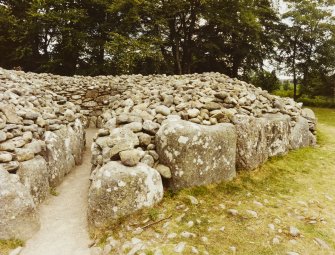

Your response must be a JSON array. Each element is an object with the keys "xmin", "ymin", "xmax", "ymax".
[{"xmin": 20, "ymin": 129, "xmax": 97, "ymax": 255}]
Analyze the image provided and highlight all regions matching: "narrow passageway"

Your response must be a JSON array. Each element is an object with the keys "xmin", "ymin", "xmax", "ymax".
[{"xmin": 21, "ymin": 129, "xmax": 97, "ymax": 255}]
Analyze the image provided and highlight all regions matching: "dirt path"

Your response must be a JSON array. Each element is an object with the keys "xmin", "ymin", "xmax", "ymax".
[{"xmin": 21, "ymin": 129, "xmax": 97, "ymax": 255}]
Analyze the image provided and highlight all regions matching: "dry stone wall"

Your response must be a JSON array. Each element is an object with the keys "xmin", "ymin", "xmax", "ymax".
[
  {"xmin": 86, "ymin": 72, "xmax": 317, "ymax": 226},
  {"xmin": 0, "ymin": 68, "xmax": 85, "ymax": 240},
  {"xmin": 0, "ymin": 67, "xmax": 317, "ymax": 231}
]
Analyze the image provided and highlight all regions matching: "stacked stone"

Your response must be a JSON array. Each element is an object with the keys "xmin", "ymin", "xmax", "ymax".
[
  {"xmin": 0, "ymin": 69, "xmax": 129, "ymax": 127},
  {"xmin": 0, "ymin": 68, "xmax": 85, "ymax": 241},
  {"xmin": 90, "ymin": 73, "xmax": 316, "ymax": 175},
  {"xmin": 0, "ymin": 68, "xmax": 82, "ymax": 173},
  {"xmin": 88, "ymin": 73, "xmax": 317, "ymax": 227},
  {"xmin": 102, "ymin": 73, "xmax": 305, "ymax": 125},
  {"xmin": 0, "ymin": 68, "xmax": 318, "ymax": 230}
]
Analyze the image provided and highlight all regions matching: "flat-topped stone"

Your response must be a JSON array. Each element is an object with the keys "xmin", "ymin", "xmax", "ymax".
[
  {"xmin": 88, "ymin": 161, "xmax": 163, "ymax": 227},
  {"xmin": 156, "ymin": 119, "xmax": 237, "ymax": 190}
]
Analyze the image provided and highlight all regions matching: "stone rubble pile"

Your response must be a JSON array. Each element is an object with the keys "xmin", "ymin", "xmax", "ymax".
[
  {"xmin": 90, "ymin": 73, "xmax": 316, "ymax": 176},
  {"xmin": 0, "ymin": 69, "xmax": 129, "ymax": 127},
  {"xmin": 87, "ymin": 73, "xmax": 317, "ymax": 226},
  {"xmin": 0, "ymin": 68, "xmax": 85, "ymax": 240},
  {"xmin": 0, "ymin": 67, "xmax": 318, "ymax": 233}
]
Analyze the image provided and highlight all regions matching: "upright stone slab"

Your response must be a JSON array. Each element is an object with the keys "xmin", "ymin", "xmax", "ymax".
[
  {"xmin": 302, "ymin": 108, "xmax": 317, "ymax": 133},
  {"xmin": 88, "ymin": 161, "xmax": 163, "ymax": 228},
  {"xmin": 264, "ymin": 114, "xmax": 291, "ymax": 157},
  {"xmin": 290, "ymin": 116, "xmax": 311, "ymax": 150},
  {"xmin": 17, "ymin": 155, "xmax": 50, "ymax": 204},
  {"xmin": 44, "ymin": 127, "xmax": 74, "ymax": 187},
  {"xmin": 156, "ymin": 119, "xmax": 237, "ymax": 190},
  {"xmin": 232, "ymin": 115, "xmax": 268, "ymax": 170},
  {"xmin": 70, "ymin": 119, "xmax": 85, "ymax": 165},
  {"xmin": 0, "ymin": 168, "xmax": 40, "ymax": 241}
]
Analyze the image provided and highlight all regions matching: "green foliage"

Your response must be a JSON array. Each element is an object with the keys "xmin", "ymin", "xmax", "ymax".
[
  {"xmin": 147, "ymin": 208, "xmax": 159, "ymax": 221},
  {"xmin": 248, "ymin": 70, "xmax": 280, "ymax": 92},
  {"xmin": 0, "ymin": 0, "xmax": 334, "ymax": 102},
  {"xmin": 298, "ymin": 97, "xmax": 335, "ymax": 108},
  {"xmin": 198, "ymin": 0, "xmax": 280, "ymax": 77},
  {"xmin": 49, "ymin": 187, "xmax": 59, "ymax": 196},
  {"xmin": 0, "ymin": 239, "xmax": 24, "ymax": 254},
  {"xmin": 273, "ymin": 89, "xmax": 295, "ymax": 98},
  {"xmin": 105, "ymin": 33, "xmax": 164, "ymax": 75},
  {"xmin": 279, "ymin": 0, "xmax": 335, "ymax": 99}
]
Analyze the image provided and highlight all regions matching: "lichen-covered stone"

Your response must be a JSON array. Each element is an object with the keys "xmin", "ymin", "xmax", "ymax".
[
  {"xmin": 88, "ymin": 161, "xmax": 163, "ymax": 227},
  {"xmin": 69, "ymin": 119, "xmax": 85, "ymax": 165},
  {"xmin": 156, "ymin": 119, "xmax": 237, "ymax": 190},
  {"xmin": 0, "ymin": 168, "xmax": 40, "ymax": 241},
  {"xmin": 264, "ymin": 114, "xmax": 291, "ymax": 157},
  {"xmin": 44, "ymin": 127, "xmax": 76, "ymax": 187},
  {"xmin": 17, "ymin": 156, "xmax": 50, "ymax": 204},
  {"xmin": 232, "ymin": 115, "xmax": 268, "ymax": 171},
  {"xmin": 302, "ymin": 108, "xmax": 317, "ymax": 133},
  {"xmin": 0, "ymin": 103, "xmax": 22, "ymax": 124},
  {"xmin": 119, "ymin": 149, "xmax": 144, "ymax": 166},
  {"xmin": 290, "ymin": 116, "xmax": 311, "ymax": 150}
]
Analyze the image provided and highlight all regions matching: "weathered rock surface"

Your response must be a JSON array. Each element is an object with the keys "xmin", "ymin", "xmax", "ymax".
[
  {"xmin": 44, "ymin": 129, "xmax": 72, "ymax": 187},
  {"xmin": 233, "ymin": 115, "xmax": 268, "ymax": 170},
  {"xmin": 88, "ymin": 161, "xmax": 163, "ymax": 227},
  {"xmin": 0, "ymin": 168, "xmax": 40, "ymax": 241},
  {"xmin": 290, "ymin": 116, "xmax": 312, "ymax": 150},
  {"xmin": 264, "ymin": 114, "xmax": 291, "ymax": 157},
  {"xmin": 156, "ymin": 119, "xmax": 237, "ymax": 190},
  {"xmin": 17, "ymin": 156, "xmax": 50, "ymax": 204}
]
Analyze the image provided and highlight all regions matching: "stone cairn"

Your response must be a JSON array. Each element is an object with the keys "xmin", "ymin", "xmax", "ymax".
[
  {"xmin": 0, "ymin": 67, "xmax": 317, "ymax": 236},
  {"xmin": 87, "ymin": 73, "xmax": 317, "ymax": 227},
  {"xmin": 0, "ymin": 68, "xmax": 85, "ymax": 240}
]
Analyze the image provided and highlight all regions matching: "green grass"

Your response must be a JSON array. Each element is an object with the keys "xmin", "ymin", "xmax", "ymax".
[
  {"xmin": 49, "ymin": 187, "xmax": 59, "ymax": 196},
  {"xmin": 312, "ymin": 107, "xmax": 335, "ymax": 126},
  {"xmin": 93, "ymin": 108, "xmax": 335, "ymax": 255},
  {"xmin": 0, "ymin": 239, "xmax": 24, "ymax": 255}
]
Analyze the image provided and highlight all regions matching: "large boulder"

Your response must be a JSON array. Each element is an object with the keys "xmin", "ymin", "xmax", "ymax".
[
  {"xmin": 155, "ymin": 119, "xmax": 237, "ymax": 190},
  {"xmin": 69, "ymin": 119, "xmax": 85, "ymax": 165},
  {"xmin": 302, "ymin": 108, "xmax": 317, "ymax": 133},
  {"xmin": 264, "ymin": 114, "xmax": 291, "ymax": 157},
  {"xmin": 44, "ymin": 127, "xmax": 75, "ymax": 187},
  {"xmin": 0, "ymin": 168, "xmax": 40, "ymax": 241},
  {"xmin": 290, "ymin": 116, "xmax": 311, "ymax": 150},
  {"xmin": 17, "ymin": 156, "xmax": 50, "ymax": 204},
  {"xmin": 88, "ymin": 161, "xmax": 163, "ymax": 228},
  {"xmin": 232, "ymin": 115, "xmax": 268, "ymax": 171}
]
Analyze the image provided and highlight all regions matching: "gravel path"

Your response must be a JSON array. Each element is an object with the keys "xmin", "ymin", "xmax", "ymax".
[{"xmin": 21, "ymin": 129, "xmax": 96, "ymax": 255}]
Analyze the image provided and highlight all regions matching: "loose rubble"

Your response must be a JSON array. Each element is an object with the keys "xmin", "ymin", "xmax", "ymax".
[
  {"xmin": 0, "ymin": 67, "xmax": 318, "ymax": 243},
  {"xmin": 0, "ymin": 68, "xmax": 85, "ymax": 240}
]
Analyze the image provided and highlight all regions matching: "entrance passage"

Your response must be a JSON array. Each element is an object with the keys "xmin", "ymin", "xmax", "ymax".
[{"xmin": 21, "ymin": 129, "xmax": 97, "ymax": 255}]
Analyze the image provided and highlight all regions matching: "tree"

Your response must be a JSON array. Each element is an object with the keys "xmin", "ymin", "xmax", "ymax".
[
  {"xmin": 280, "ymin": 0, "xmax": 335, "ymax": 99},
  {"xmin": 197, "ymin": 0, "xmax": 280, "ymax": 78},
  {"xmin": 144, "ymin": 0, "xmax": 206, "ymax": 74},
  {"xmin": 249, "ymin": 70, "xmax": 280, "ymax": 92}
]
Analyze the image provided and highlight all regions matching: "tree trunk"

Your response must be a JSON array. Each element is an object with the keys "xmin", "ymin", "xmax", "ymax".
[
  {"xmin": 168, "ymin": 18, "xmax": 182, "ymax": 75},
  {"xmin": 292, "ymin": 34, "xmax": 298, "ymax": 100}
]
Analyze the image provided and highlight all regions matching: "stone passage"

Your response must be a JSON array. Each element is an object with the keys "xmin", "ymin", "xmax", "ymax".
[
  {"xmin": 0, "ymin": 68, "xmax": 85, "ymax": 241},
  {"xmin": 0, "ymin": 67, "xmax": 318, "ymax": 237},
  {"xmin": 20, "ymin": 129, "xmax": 96, "ymax": 255}
]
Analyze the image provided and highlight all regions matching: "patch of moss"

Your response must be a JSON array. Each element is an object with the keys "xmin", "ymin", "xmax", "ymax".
[{"xmin": 0, "ymin": 239, "xmax": 24, "ymax": 255}]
